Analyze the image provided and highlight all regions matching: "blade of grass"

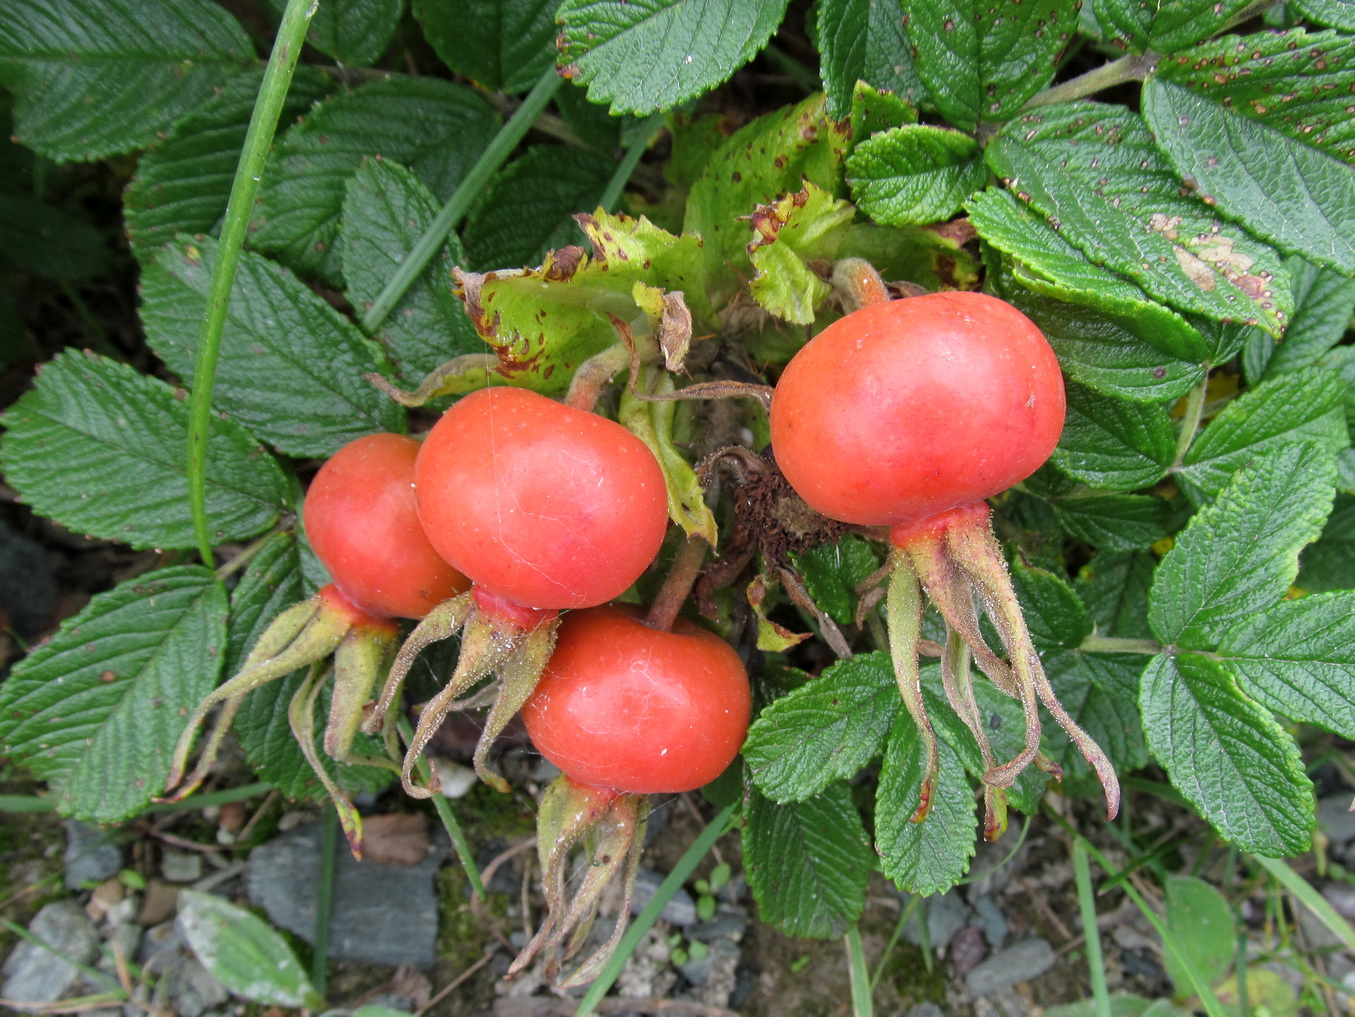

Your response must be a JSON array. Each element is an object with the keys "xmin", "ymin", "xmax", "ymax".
[
  {"xmin": 0, "ymin": 918, "xmax": 124, "ymax": 995},
  {"xmin": 596, "ymin": 116, "xmax": 661, "ymax": 214},
  {"xmin": 186, "ymin": 0, "xmax": 316, "ymax": 567},
  {"xmin": 1072, "ymin": 837, "xmax": 1111, "ymax": 1017},
  {"xmin": 845, "ymin": 924, "xmax": 874, "ymax": 1017},
  {"xmin": 1046, "ymin": 807, "xmax": 1229, "ymax": 1017},
  {"xmin": 573, "ymin": 803, "xmax": 736, "ymax": 1017},
  {"xmin": 360, "ymin": 66, "xmax": 564, "ymax": 334},
  {"xmin": 870, "ymin": 895, "xmax": 918, "ymax": 992},
  {"xmin": 396, "ymin": 716, "xmax": 484, "ymax": 899},
  {"xmin": 311, "ymin": 804, "xmax": 338, "ymax": 997},
  {"xmin": 1255, "ymin": 854, "xmax": 1355, "ymax": 953}
]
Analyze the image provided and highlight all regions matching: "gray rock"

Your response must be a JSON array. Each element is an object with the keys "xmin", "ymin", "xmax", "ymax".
[
  {"xmin": 244, "ymin": 821, "xmax": 447, "ymax": 967},
  {"xmin": 905, "ymin": 891, "xmax": 970, "ymax": 953},
  {"xmin": 904, "ymin": 1005, "xmax": 945, "ymax": 1017},
  {"xmin": 1317, "ymin": 794, "xmax": 1355, "ymax": 844},
  {"xmin": 972, "ymin": 895, "xmax": 1008, "ymax": 949},
  {"xmin": 686, "ymin": 938, "xmax": 739, "ymax": 1008},
  {"xmin": 0, "ymin": 520, "xmax": 58, "ymax": 639},
  {"xmin": 630, "ymin": 868, "xmax": 698, "ymax": 926},
  {"xmin": 1, "ymin": 900, "xmax": 101, "ymax": 1006},
  {"xmin": 147, "ymin": 950, "xmax": 229, "ymax": 1017},
  {"xmin": 965, "ymin": 938, "xmax": 1056, "ymax": 997},
  {"xmin": 64, "ymin": 820, "xmax": 123, "ymax": 890},
  {"xmin": 1324, "ymin": 881, "xmax": 1355, "ymax": 921},
  {"xmin": 686, "ymin": 906, "xmax": 748, "ymax": 943},
  {"xmin": 160, "ymin": 850, "xmax": 203, "ymax": 884}
]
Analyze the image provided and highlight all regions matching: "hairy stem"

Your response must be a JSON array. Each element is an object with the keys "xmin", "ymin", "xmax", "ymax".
[
  {"xmin": 1020, "ymin": 51, "xmax": 1159, "ymax": 112},
  {"xmin": 646, "ymin": 536, "xmax": 710, "ymax": 633}
]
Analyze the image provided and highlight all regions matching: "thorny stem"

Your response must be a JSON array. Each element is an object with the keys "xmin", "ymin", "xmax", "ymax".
[
  {"xmin": 646, "ymin": 536, "xmax": 710, "ymax": 633},
  {"xmin": 1171, "ymin": 374, "xmax": 1210, "ymax": 469},
  {"xmin": 1020, "ymin": 51, "xmax": 1159, "ymax": 112}
]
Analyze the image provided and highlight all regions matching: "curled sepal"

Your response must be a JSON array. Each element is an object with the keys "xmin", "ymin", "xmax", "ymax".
[
  {"xmin": 507, "ymin": 777, "xmax": 650, "ymax": 988},
  {"xmin": 362, "ymin": 353, "xmax": 499, "ymax": 407},
  {"xmin": 365, "ymin": 591, "xmax": 474, "ymax": 738},
  {"xmin": 885, "ymin": 552, "xmax": 938, "ymax": 823},
  {"xmin": 164, "ymin": 586, "xmax": 357, "ymax": 800},
  {"xmin": 288, "ymin": 661, "xmax": 366, "ymax": 859},
  {"xmin": 386, "ymin": 587, "xmax": 558, "ymax": 799}
]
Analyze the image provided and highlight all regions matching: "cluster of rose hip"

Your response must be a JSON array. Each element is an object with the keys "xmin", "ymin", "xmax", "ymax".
[{"xmin": 166, "ymin": 282, "xmax": 1118, "ymax": 986}]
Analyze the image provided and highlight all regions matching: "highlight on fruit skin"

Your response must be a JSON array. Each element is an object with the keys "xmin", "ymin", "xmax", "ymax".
[{"xmin": 770, "ymin": 275, "xmax": 1119, "ymax": 839}]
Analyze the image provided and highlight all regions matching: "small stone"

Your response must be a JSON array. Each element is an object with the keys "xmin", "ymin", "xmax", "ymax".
[
  {"xmin": 244, "ymin": 821, "xmax": 447, "ymax": 967},
  {"xmin": 430, "ymin": 758, "xmax": 477, "ymax": 799},
  {"xmin": 965, "ymin": 938, "xmax": 1056, "ymax": 997},
  {"xmin": 1323, "ymin": 882, "xmax": 1355, "ymax": 921},
  {"xmin": 137, "ymin": 880, "xmax": 182, "ymax": 927},
  {"xmin": 1317, "ymin": 795, "xmax": 1355, "ymax": 844},
  {"xmin": 1, "ymin": 900, "xmax": 101, "ymax": 1006},
  {"xmin": 687, "ymin": 906, "xmax": 748, "ymax": 943},
  {"xmin": 630, "ymin": 868, "xmax": 698, "ymax": 926},
  {"xmin": 160, "ymin": 849, "xmax": 204, "ymax": 884},
  {"xmin": 905, "ymin": 1004, "xmax": 945, "ymax": 1017},
  {"xmin": 972, "ymin": 895, "xmax": 1008, "ymax": 949},
  {"xmin": 64, "ymin": 820, "xmax": 122, "ymax": 890},
  {"xmin": 905, "ymin": 891, "xmax": 970, "ymax": 953},
  {"xmin": 686, "ymin": 938, "xmax": 739, "ymax": 1009},
  {"xmin": 951, "ymin": 925, "xmax": 988, "ymax": 977},
  {"xmin": 716, "ymin": 872, "xmax": 747, "ymax": 905},
  {"xmin": 148, "ymin": 945, "xmax": 228, "ymax": 1017}
]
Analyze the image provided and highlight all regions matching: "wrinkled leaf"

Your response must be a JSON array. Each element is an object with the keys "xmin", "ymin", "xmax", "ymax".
[
  {"xmin": 262, "ymin": 0, "xmax": 402, "ymax": 65},
  {"xmin": 0, "ymin": 350, "xmax": 288, "ymax": 549},
  {"xmin": 1096, "ymin": 0, "xmax": 1255, "ymax": 52},
  {"xmin": 818, "ymin": 0, "xmax": 926, "ymax": 118},
  {"xmin": 0, "ymin": 568, "xmax": 227, "ymax": 823},
  {"xmin": 792, "ymin": 534, "xmax": 882, "ymax": 627},
  {"xmin": 742, "ymin": 782, "xmax": 872, "ymax": 939},
  {"xmin": 1051, "ymin": 494, "xmax": 1178, "ymax": 551},
  {"xmin": 1051, "ymin": 382, "xmax": 1176, "ymax": 491},
  {"xmin": 1140, "ymin": 652, "xmax": 1313, "ymax": 856},
  {"xmin": 747, "ymin": 183, "xmax": 855, "ymax": 323},
  {"xmin": 414, "ymin": 0, "xmax": 556, "ymax": 93},
  {"xmin": 848, "ymin": 125, "xmax": 986, "ymax": 226}
]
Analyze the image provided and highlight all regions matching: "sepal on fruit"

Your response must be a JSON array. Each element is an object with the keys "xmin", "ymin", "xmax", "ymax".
[
  {"xmin": 506, "ymin": 776, "xmax": 650, "ymax": 988},
  {"xmin": 163, "ymin": 584, "xmax": 400, "ymax": 858}
]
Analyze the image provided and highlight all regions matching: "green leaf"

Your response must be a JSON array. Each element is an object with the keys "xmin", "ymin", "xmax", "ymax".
[
  {"xmin": 140, "ymin": 236, "xmax": 404, "ymax": 457},
  {"xmin": 747, "ymin": 183, "xmax": 856, "ymax": 324},
  {"xmin": 1299, "ymin": 493, "xmax": 1355, "ymax": 593},
  {"xmin": 226, "ymin": 534, "xmax": 390, "ymax": 800},
  {"xmin": 1155, "ymin": 29, "xmax": 1355, "ymax": 161},
  {"xmin": 792, "ymin": 534, "xmax": 882, "ymax": 627},
  {"xmin": 178, "ymin": 890, "xmax": 322, "ymax": 1008},
  {"xmin": 817, "ymin": 0, "xmax": 926, "ymax": 119},
  {"xmin": 743, "ymin": 651, "xmax": 900, "ymax": 802},
  {"xmin": 1096, "ymin": 0, "xmax": 1255, "ymax": 51},
  {"xmin": 902, "ymin": 0, "xmax": 1081, "ymax": 131},
  {"xmin": 414, "ymin": 0, "xmax": 556, "ymax": 94},
  {"xmin": 0, "ymin": 567, "xmax": 227, "ymax": 824},
  {"xmin": 556, "ymin": 0, "xmax": 791, "ymax": 115},
  {"xmin": 1162, "ymin": 875, "xmax": 1237, "ymax": 994},
  {"xmin": 1043, "ymin": 651, "xmax": 1149, "ymax": 789},
  {"xmin": 970, "ymin": 187, "xmax": 1208, "ymax": 365},
  {"xmin": 262, "ymin": 0, "xmax": 402, "ymax": 66},
  {"xmin": 457, "ymin": 210, "xmax": 706, "ymax": 394},
  {"xmin": 685, "ymin": 94, "xmax": 850, "ymax": 309},
  {"xmin": 987, "ymin": 103, "xmax": 1291, "ymax": 337},
  {"xmin": 1243, "ymin": 258, "xmax": 1355, "ymax": 383},
  {"xmin": 1139, "ymin": 652, "xmax": 1313, "ymax": 856},
  {"xmin": 251, "ymin": 77, "xmax": 499, "ymax": 284},
  {"xmin": 0, "ymin": 193, "xmax": 111, "ymax": 281},
  {"xmin": 1150, "ymin": 442, "xmax": 1336, "ymax": 650},
  {"xmin": 340, "ymin": 158, "xmax": 482, "ymax": 388},
  {"xmin": 875, "ymin": 716, "xmax": 976, "ymax": 896},
  {"xmin": 1013, "ymin": 561, "xmax": 1093, "ymax": 650},
  {"xmin": 124, "ymin": 67, "xmax": 331, "ymax": 260},
  {"xmin": 1143, "ymin": 79, "xmax": 1355, "ymax": 276},
  {"xmin": 1177, "ymin": 367, "xmax": 1348, "ymax": 502},
  {"xmin": 1050, "ymin": 383, "xmax": 1176, "ymax": 490},
  {"xmin": 848, "ymin": 125, "xmax": 986, "ymax": 226},
  {"xmin": 463, "ymin": 147, "xmax": 615, "ymax": 271},
  {"xmin": 1219, "ymin": 592, "xmax": 1355, "ymax": 739},
  {"xmin": 1293, "ymin": 0, "xmax": 1355, "ymax": 30},
  {"xmin": 1077, "ymin": 550, "xmax": 1156, "ymax": 639},
  {"xmin": 1052, "ymin": 494, "xmax": 1177, "ymax": 551},
  {"xmin": 742, "ymin": 782, "xmax": 872, "ymax": 939},
  {"xmin": 0, "ymin": 350, "xmax": 288, "ymax": 549},
  {"xmin": 0, "ymin": 0, "xmax": 255, "ymax": 162}
]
